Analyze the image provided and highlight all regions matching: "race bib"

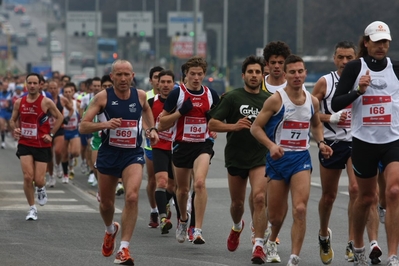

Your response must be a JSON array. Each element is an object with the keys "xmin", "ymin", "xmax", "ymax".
[
  {"xmin": 280, "ymin": 120, "xmax": 309, "ymax": 149},
  {"xmin": 109, "ymin": 120, "xmax": 138, "ymax": 148},
  {"xmin": 182, "ymin": 116, "xmax": 207, "ymax": 142},
  {"xmin": 21, "ymin": 122, "xmax": 38, "ymax": 139},
  {"xmin": 362, "ymin": 95, "xmax": 392, "ymax": 126}
]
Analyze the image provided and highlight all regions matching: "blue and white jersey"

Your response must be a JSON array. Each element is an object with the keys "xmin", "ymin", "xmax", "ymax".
[
  {"xmin": 264, "ymin": 87, "xmax": 314, "ymax": 151},
  {"xmin": 99, "ymin": 87, "xmax": 143, "ymax": 150}
]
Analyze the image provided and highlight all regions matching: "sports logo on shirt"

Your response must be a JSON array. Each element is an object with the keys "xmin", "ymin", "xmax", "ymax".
[
  {"xmin": 112, "ymin": 101, "xmax": 118, "ymax": 105},
  {"xmin": 129, "ymin": 103, "xmax": 136, "ymax": 112}
]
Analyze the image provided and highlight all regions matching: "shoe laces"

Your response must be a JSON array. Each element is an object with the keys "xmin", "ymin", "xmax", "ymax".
[
  {"xmin": 354, "ymin": 251, "xmax": 368, "ymax": 263},
  {"xmin": 289, "ymin": 255, "xmax": 300, "ymax": 265},
  {"xmin": 229, "ymin": 228, "xmax": 240, "ymax": 242},
  {"xmin": 319, "ymin": 237, "xmax": 330, "ymax": 254},
  {"xmin": 267, "ymin": 241, "xmax": 278, "ymax": 256}
]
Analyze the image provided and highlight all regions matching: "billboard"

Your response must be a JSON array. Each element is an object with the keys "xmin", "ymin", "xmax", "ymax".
[{"xmin": 170, "ymin": 34, "xmax": 206, "ymax": 59}]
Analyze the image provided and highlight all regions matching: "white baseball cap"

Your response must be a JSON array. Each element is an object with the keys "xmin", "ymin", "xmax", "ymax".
[{"xmin": 364, "ymin": 21, "xmax": 392, "ymax": 42}]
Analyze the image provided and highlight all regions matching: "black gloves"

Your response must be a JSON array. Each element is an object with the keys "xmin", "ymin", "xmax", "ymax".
[
  {"xmin": 63, "ymin": 116, "xmax": 71, "ymax": 125},
  {"xmin": 178, "ymin": 98, "xmax": 193, "ymax": 115}
]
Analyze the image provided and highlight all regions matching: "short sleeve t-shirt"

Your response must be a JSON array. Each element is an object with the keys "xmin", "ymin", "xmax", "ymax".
[{"xmin": 208, "ymin": 88, "xmax": 271, "ymax": 169}]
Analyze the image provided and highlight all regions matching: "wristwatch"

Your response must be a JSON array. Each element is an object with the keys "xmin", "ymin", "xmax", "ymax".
[
  {"xmin": 317, "ymin": 140, "xmax": 327, "ymax": 148},
  {"xmin": 50, "ymin": 133, "xmax": 54, "ymax": 138}
]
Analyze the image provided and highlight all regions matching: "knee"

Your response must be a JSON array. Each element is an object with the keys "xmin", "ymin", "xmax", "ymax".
[
  {"xmin": 125, "ymin": 192, "xmax": 139, "ymax": 205},
  {"xmin": 321, "ymin": 191, "xmax": 337, "ymax": 207},
  {"xmin": 348, "ymin": 183, "xmax": 359, "ymax": 199},
  {"xmin": 292, "ymin": 203, "xmax": 307, "ymax": 220},
  {"xmin": 386, "ymin": 184, "xmax": 399, "ymax": 202},
  {"xmin": 252, "ymin": 192, "xmax": 266, "ymax": 208},
  {"xmin": 193, "ymin": 178, "xmax": 206, "ymax": 192},
  {"xmin": 156, "ymin": 177, "xmax": 168, "ymax": 189},
  {"xmin": 71, "ymin": 151, "xmax": 80, "ymax": 158}
]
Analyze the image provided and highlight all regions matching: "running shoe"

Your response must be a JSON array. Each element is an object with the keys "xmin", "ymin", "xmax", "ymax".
[
  {"xmin": 68, "ymin": 169, "xmax": 75, "ymax": 180},
  {"xmin": 188, "ymin": 226, "xmax": 195, "ymax": 242},
  {"xmin": 37, "ymin": 187, "xmax": 47, "ymax": 206},
  {"xmin": 251, "ymin": 245, "xmax": 266, "ymax": 264},
  {"xmin": 88, "ymin": 172, "xmax": 95, "ymax": 184},
  {"xmin": 148, "ymin": 212, "xmax": 159, "ymax": 228},
  {"xmin": 353, "ymin": 248, "xmax": 368, "ymax": 266},
  {"xmin": 1, "ymin": 142, "xmax": 5, "ymax": 149},
  {"xmin": 319, "ymin": 228, "xmax": 334, "ymax": 264},
  {"xmin": 345, "ymin": 240, "xmax": 354, "ymax": 262},
  {"xmin": 55, "ymin": 164, "xmax": 63, "ymax": 179},
  {"xmin": 176, "ymin": 213, "xmax": 190, "ymax": 243},
  {"xmin": 266, "ymin": 240, "xmax": 281, "ymax": 263},
  {"xmin": 287, "ymin": 254, "xmax": 300, "ymax": 266},
  {"xmin": 160, "ymin": 217, "xmax": 173, "ymax": 234},
  {"xmin": 62, "ymin": 175, "xmax": 69, "ymax": 184},
  {"xmin": 91, "ymin": 178, "xmax": 97, "ymax": 187},
  {"xmin": 387, "ymin": 255, "xmax": 399, "ymax": 266},
  {"xmin": 114, "ymin": 247, "xmax": 134, "ymax": 265},
  {"xmin": 166, "ymin": 203, "xmax": 172, "ymax": 219},
  {"xmin": 227, "ymin": 220, "xmax": 244, "ymax": 251},
  {"xmin": 193, "ymin": 228, "xmax": 205, "ymax": 244},
  {"xmin": 102, "ymin": 222, "xmax": 120, "ymax": 257},
  {"xmin": 46, "ymin": 176, "xmax": 56, "ymax": 188},
  {"xmin": 80, "ymin": 161, "xmax": 88, "ymax": 174},
  {"xmin": 116, "ymin": 183, "xmax": 124, "ymax": 196},
  {"xmin": 250, "ymin": 221, "xmax": 271, "ymax": 245},
  {"xmin": 26, "ymin": 207, "xmax": 37, "ymax": 221},
  {"xmin": 369, "ymin": 242, "xmax": 382, "ymax": 265},
  {"xmin": 377, "ymin": 204, "xmax": 386, "ymax": 224}
]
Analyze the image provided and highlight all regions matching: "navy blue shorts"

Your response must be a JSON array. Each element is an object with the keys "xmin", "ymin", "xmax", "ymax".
[
  {"xmin": 266, "ymin": 150, "xmax": 312, "ymax": 183},
  {"xmin": 319, "ymin": 140, "xmax": 351, "ymax": 169},
  {"xmin": 64, "ymin": 129, "xmax": 80, "ymax": 141},
  {"xmin": 80, "ymin": 133, "xmax": 92, "ymax": 146},
  {"xmin": 96, "ymin": 146, "xmax": 145, "ymax": 178}
]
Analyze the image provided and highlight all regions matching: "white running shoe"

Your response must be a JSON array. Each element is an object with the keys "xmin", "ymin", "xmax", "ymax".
[
  {"xmin": 91, "ymin": 178, "xmax": 97, "ymax": 187},
  {"xmin": 62, "ymin": 175, "xmax": 69, "ymax": 184},
  {"xmin": 46, "ymin": 176, "xmax": 56, "ymax": 188},
  {"xmin": 26, "ymin": 207, "xmax": 37, "ymax": 221},
  {"xmin": 176, "ymin": 213, "xmax": 190, "ymax": 243},
  {"xmin": 1, "ymin": 142, "xmax": 5, "ymax": 149},
  {"xmin": 54, "ymin": 164, "xmax": 62, "ymax": 179},
  {"xmin": 377, "ymin": 204, "xmax": 386, "ymax": 224},
  {"xmin": 287, "ymin": 254, "xmax": 300, "ymax": 266},
  {"xmin": 266, "ymin": 240, "xmax": 281, "ymax": 263},
  {"xmin": 37, "ymin": 187, "xmax": 48, "ymax": 206},
  {"xmin": 88, "ymin": 173, "xmax": 95, "ymax": 184}
]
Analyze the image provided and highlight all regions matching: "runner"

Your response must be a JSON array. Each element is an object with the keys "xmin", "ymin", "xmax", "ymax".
[{"xmin": 10, "ymin": 73, "xmax": 64, "ymax": 220}]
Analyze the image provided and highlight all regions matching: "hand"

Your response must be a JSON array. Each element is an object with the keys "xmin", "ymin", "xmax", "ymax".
[
  {"xmin": 148, "ymin": 130, "xmax": 159, "ymax": 146},
  {"xmin": 358, "ymin": 69, "xmax": 370, "ymax": 93},
  {"xmin": 63, "ymin": 116, "xmax": 71, "ymax": 125},
  {"xmin": 234, "ymin": 116, "xmax": 252, "ymax": 131},
  {"xmin": 209, "ymin": 131, "xmax": 217, "ymax": 139},
  {"xmin": 42, "ymin": 134, "xmax": 52, "ymax": 143},
  {"xmin": 329, "ymin": 111, "xmax": 347, "ymax": 124},
  {"xmin": 107, "ymin": 118, "xmax": 122, "ymax": 129},
  {"xmin": 14, "ymin": 128, "xmax": 21, "ymax": 139},
  {"xmin": 269, "ymin": 144, "xmax": 284, "ymax": 160},
  {"xmin": 178, "ymin": 98, "xmax": 193, "ymax": 115},
  {"xmin": 319, "ymin": 143, "xmax": 333, "ymax": 159}
]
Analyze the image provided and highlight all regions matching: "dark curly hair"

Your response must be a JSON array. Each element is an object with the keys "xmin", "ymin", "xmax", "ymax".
[{"xmin": 263, "ymin": 41, "xmax": 291, "ymax": 62}]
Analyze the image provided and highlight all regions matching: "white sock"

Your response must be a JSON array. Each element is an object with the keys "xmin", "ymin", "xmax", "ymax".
[
  {"xmin": 151, "ymin": 208, "xmax": 158, "ymax": 213},
  {"xmin": 233, "ymin": 220, "xmax": 242, "ymax": 231},
  {"xmin": 30, "ymin": 205, "xmax": 37, "ymax": 210},
  {"xmin": 370, "ymin": 240, "xmax": 378, "ymax": 248},
  {"xmin": 119, "ymin": 241, "xmax": 129, "ymax": 251},
  {"xmin": 253, "ymin": 238, "xmax": 264, "ymax": 250},
  {"xmin": 106, "ymin": 223, "xmax": 115, "ymax": 234}
]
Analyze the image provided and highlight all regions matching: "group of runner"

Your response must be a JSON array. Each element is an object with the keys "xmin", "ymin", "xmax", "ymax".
[{"xmin": 7, "ymin": 19, "xmax": 399, "ymax": 266}]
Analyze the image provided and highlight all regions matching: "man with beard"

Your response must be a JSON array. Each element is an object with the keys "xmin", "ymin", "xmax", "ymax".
[{"xmin": 208, "ymin": 55, "xmax": 271, "ymax": 264}]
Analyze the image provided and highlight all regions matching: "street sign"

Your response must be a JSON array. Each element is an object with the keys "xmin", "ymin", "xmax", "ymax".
[
  {"xmin": 167, "ymin": 12, "xmax": 203, "ymax": 37},
  {"xmin": 170, "ymin": 33, "xmax": 207, "ymax": 59},
  {"xmin": 117, "ymin": 12, "xmax": 153, "ymax": 37},
  {"xmin": 66, "ymin": 12, "xmax": 102, "ymax": 37}
]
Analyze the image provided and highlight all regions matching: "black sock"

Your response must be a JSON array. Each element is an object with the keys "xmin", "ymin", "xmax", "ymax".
[
  {"xmin": 155, "ymin": 189, "xmax": 167, "ymax": 216},
  {"xmin": 62, "ymin": 161, "xmax": 68, "ymax": 175},
  {"xmin": 1, "ymin": 131, "xmax": 4, "ymax": 142},
  {"xmin": 190, "ymin": 191, "xmax": 195, "ymax": 227}
]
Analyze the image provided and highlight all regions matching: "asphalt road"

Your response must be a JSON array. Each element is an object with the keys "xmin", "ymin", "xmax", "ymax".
[{"xmin": 0, "ymin": 132, "xmax": 389, "ymax": 266}]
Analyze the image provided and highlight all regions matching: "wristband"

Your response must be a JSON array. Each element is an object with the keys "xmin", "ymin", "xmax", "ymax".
[
  {"xmin": 149, "ymin": 127, "xmax": 158, "ymax": 133},
  {"xmin": 356, "ymin": 86, "xmax": 365, "ymax": 96},
  {"xmin": 317, "ymin": 140, "xmax": 327, "ymax": 148}
]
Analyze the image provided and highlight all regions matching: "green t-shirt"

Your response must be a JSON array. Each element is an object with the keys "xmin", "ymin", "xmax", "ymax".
[{"xmin": 208, "ymin": 88, "xmax": 271, "ymax": 169}]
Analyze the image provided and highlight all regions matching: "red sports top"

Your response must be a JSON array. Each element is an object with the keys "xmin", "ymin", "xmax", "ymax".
[
  {"xmin": 152, "ymin": 94, "xmax": 173, "ymax": 150},
  {"xmin": 18, "ymin": 95, "xmax": 52, "ymax": 148},
  {"xmin": 172, "ymin": 84, "xmax": 213, "ymax": 143}
]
